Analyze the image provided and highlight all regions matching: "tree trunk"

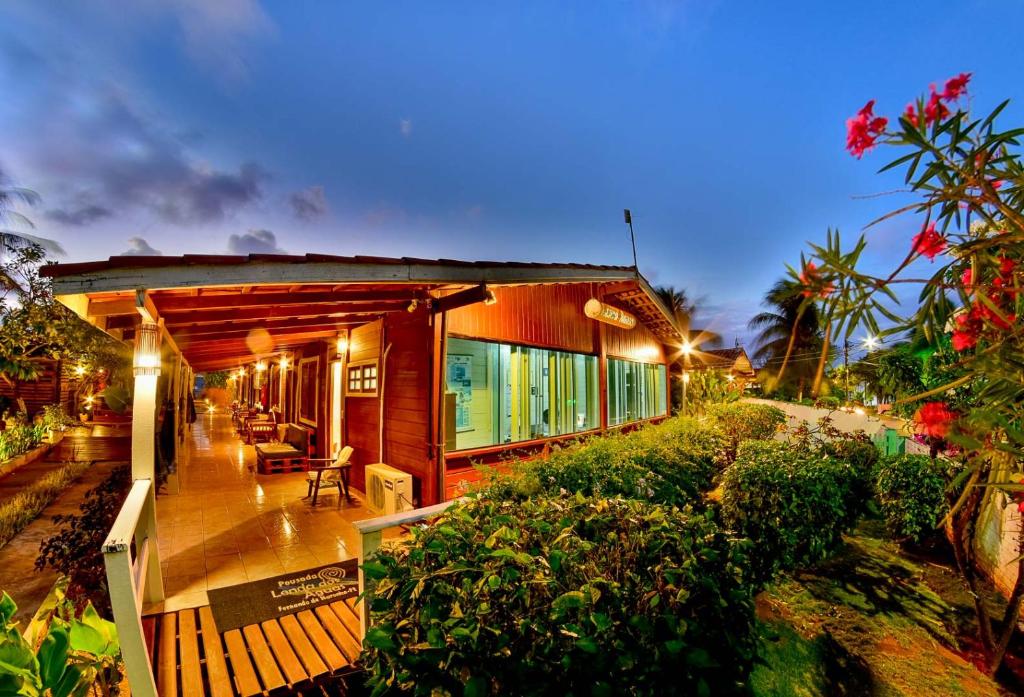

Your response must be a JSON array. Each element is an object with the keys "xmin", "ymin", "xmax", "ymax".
[
  {"xmin": 988, "ymin": 515, "xmax": 1024, "ymax": 674},
  {"xmin": 950, "ymin": 482, "xmax": 995, "ymax": 652},
  {"xmin": 811, "ymin": 322, "xmax": 832, "ymax": 397}
]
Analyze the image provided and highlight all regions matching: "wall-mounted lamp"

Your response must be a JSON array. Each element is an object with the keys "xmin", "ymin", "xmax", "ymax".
[
  {"xmin": 483, "ymin": 289, "xmax": 497, "ymax": 305},
  {"xmin": 238, "ymin": 367, "xmax": 246, "ymax": 378},
  {"xmin": 337, "ymin": 333, "xmax": 349, "ymax": 358},
  {"xmin": 255, "ymin": 360, "xmax": 267, "ymax": 372},
  {"xmin": 133, "ymin": 322, "xmax": 161, "ymax": 376},
  {"xmin": 407, "ymin": 299, "xmax": 419, "ymax": 313},
  {"xmin": 279, "ymin": 355, "xmax": 290, "ymax": 369},
  {"xmin": 74, "ymin": 365, "xmax": 87, "ymax": 377}
]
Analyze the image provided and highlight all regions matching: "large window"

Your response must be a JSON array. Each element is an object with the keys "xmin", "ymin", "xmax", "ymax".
[
  {"xmin": 607, "ymin": 358, "xmax": 667, "ymax": 426},
  {"xmin": 446, "ymin": 338, "xmax": 599, "ymax": 451}
]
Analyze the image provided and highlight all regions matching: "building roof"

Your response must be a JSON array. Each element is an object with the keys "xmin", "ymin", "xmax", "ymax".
[
  {"xmin": 688, "ymin": 347, "xmax": 755, "ymax": 374},
  {"xmin": 44, "ymin": 253, "xmax": 684, "ymax": 370}
]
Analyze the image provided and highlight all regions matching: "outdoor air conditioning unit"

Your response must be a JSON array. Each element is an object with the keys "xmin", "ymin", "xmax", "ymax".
[{"xmin": 365, "ymin": 463, "xmax": 414, "ymax": 515}]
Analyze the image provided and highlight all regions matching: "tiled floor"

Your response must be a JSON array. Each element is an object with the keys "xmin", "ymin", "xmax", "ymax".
[{"xmin": 149, "ymin": 412, "xmax": 384, "ymax": 614}]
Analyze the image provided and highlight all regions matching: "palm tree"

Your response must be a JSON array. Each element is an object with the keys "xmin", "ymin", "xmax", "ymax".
[
  {"xmin": 748, "ymin": 278, "xmax": 824, "ymax": 399},
  {"xmin": 0, "ymin": 178, "xmax": 63, "ymax": 291},
  {"xmin": 654, "ymin": 285, "xmax": 722, "ymax": 348}
]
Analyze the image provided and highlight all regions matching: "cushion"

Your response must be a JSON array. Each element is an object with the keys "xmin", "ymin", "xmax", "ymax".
[{"xmin": 256, "ymin": 443, "xmax": 301, "ymax": 458}]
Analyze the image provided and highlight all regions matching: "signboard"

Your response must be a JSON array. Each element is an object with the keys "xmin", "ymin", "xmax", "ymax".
[
  {"xmin": 584, "ymin": 298, "xmax": 637, "ymax": 330},
  {"xmin": 447, "ymin": 354, "xmax": 473, "ymax": 431}
]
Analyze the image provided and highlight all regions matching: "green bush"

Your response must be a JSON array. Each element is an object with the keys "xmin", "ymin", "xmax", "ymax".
[
  {"xmin": 362, "ymin": 495, "xmax": 756, "ymax": 696},
  {"xmin": 0, "ymin": 421, "xmax": 44, "ymax": 461},
  {"xmin": 720, "ymin": 441, "xmax": 859, "ymax": 584},
  {"xmin": 874, "ymin": 454, "xmax": 948, "ymax": 543},
  {"xmin": 488, "ymin": 416, "xmax": 725, "ymax": 506},
  {"xmin": 706, "ymin": 403, "xmax": 786, "ymax": 462},
  {"xmin": 0, "ymin": 460, "xmax": 91, "ymax": 549}
]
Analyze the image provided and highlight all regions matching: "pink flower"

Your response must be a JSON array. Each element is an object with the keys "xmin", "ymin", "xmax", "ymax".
[
  {"xmin": 941, "ymin": 72, "xmax": 972, "ymax": 101},
  {"xmin": 912, "ymin": 222, "xmax": 946, "ymax": 260},
  {"xmin": 904, "ymin": 103, "xmax": 919, "ymax": 127},
  {"xmin": 914, "ymin": 402, "xmax": 956, "ymax": 439},
  {"xmin": 846, "ymin": 100, "xmax": 888, "ymax": 158},
  {"xmin": 924, "ymin": 88, "xmax": 950, "ymax": 125}
]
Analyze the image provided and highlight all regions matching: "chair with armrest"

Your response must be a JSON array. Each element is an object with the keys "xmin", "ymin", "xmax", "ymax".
[{"xmin": 305, "ymin": 445, "xmax": 354, "ymax": 505}]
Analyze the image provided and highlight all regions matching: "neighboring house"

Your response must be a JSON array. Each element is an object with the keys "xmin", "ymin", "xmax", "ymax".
[
  {"xmin": 686, "ymin": 346, "xmax": 757, "ymax": 388},
  {"xmin": 43, "ymin": 254, "xmax": 685, "ymax": 504}
]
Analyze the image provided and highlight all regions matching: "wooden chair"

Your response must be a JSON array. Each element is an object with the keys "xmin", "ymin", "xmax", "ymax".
[{"xmin": 305, "ymin": 446, "xmax": 354, "ymax": 505}]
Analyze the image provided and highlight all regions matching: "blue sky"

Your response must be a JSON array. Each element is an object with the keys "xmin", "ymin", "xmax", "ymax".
[{"xmin": 1, "ymin": 1, "xmax": 1022, "ymax": 345}]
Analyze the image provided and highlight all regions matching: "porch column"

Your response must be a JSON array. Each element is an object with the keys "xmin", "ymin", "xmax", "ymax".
[
  {"xmin": 129, "ymin": 319, "xmax": 165, "ymax": 602},
  {"xmin": 131, "ymin": 321, "xmax": 162, "ymax": 481}
]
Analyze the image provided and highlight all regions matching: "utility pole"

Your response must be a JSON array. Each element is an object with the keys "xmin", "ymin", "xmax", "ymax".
[
  {"xmin": 624, "ymin": 209, "xmax": 639, "ymax": 278},
  {"xmin": 843, "ymin": 339, "xmax": 850, "ymax": 404}
]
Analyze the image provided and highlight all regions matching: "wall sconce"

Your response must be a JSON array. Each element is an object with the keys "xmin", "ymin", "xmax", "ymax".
[
  {"xmin": 279, "ymin": 355, "xmax": 290, "ymax": 369},
  {"xmin": 483, "ymin": 288, "xmax": 497, "ymax": 305},
  {"xmin": 238, "ymin": 367, "xmax": 246, "ymax": 378},
  {"xmin": 255, "ymin": 360, "xmax": 267, "ymax": 372},
  {"xmin": 133, "ymin": 322, "xmax": 161, "ymax": 376},
  {"xmin": 74, "ymin": 365, "xmax": 87, "ymax": 377},
  {"xmin": 337, "ymin": 332, "xmax": 349, "ymax": 358}
]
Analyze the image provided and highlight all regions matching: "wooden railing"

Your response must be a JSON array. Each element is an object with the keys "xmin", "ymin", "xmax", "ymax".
[
  {"xmin": 102, "ymin": 478, "xmax": 164, "ymax": 697},
  {"xmin": 352, "ymin": 499, "xmax": 462, "ymax": 637}
]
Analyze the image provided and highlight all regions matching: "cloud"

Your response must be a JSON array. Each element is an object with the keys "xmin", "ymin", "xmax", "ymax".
[
  {"xmin": 120, "ymin": 237, "xmax": 163, "ymax": 256},
  {"xmin": 227, "ymin": 229, "xmax": 285, "ymax": 254},
  {"xmin": 399, "ymin": 118, "xmax": 413, "ymax": 137},
  {"xmin": 289, "ymin": 185, "xmax": 328, "ymax": 221},
  {"xmin": 45, "ymin": 203, "xmax": 112, "ymax": 226}
]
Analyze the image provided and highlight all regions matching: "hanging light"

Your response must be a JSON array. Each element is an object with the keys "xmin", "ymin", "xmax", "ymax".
[{"xmin": 133, "ymin": 322, "xmax": 161, "ymax": 376}]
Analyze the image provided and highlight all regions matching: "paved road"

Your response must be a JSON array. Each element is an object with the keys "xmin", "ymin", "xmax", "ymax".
[{"xmin": 744, "ymin": 398, "xmax": 907, "ymax": 437}]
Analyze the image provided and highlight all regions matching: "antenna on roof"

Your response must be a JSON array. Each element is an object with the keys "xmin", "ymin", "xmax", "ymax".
[{"xmin": 623, "ymin": 209, "xmax": 639, "ymax": 278}]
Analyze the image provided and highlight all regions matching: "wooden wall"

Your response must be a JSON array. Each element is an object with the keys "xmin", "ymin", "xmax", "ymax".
[
  {"xmin": 381, "ymin": 310, "xmax": 436, "ymax": 505},
  {"xmin": 447, "ymin": 284, "xmax": 596, "ymax": 354},
  {"xmin": 345, "ymin": 319, "xmax": 383, "ymax": 493},
  {"xmin": 603, "ymin": 319, "xmax": 667, "ymax": 364},
  {"xmin": 0, "ymin": 359, "xmax": 75, "ymax": 416}
]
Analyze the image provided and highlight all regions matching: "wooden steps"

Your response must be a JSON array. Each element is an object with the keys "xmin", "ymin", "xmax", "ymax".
[{"xmin": 148, "ymin": 599, "xmax": 363, "ymax": 696}]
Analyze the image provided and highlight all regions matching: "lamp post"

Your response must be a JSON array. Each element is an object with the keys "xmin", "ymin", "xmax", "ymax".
[{"xmin": 680, "ymin": 339, "xmax": 693, "ymax": 415}]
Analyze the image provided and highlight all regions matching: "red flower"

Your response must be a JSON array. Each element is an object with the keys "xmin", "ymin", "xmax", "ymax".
[
  {"xmin": 941, "ymin": 72, "xmax": 972, "ymax": 101},
  {"xmin": 912, "ymin": 222, "xmax": 946, "ymax": 260},
  {"xmin": 798, "ymin": 261, "xmax": 834, "ymax": 299},
  {"xmin": 961, "ymin": 268, "xmax": 973, "ymax": 288},
  {"xmin": 924, "ymin": 88, "xmax": 950, "ymax": 125},
  {"xmin": 999, "ymin": 256, "xmax": 1017, "ymax": 276},
  {"xmin": 914, "ymin": 402, "xmax": 957, "ymax": 439},
  {"xmin": 951, "ymin": 330, "xmax": 977, "ymax": 352},
  {"xmin": 904, "ymin": 103, "xmax": 919, "ymax": 127},
  {"xmin": 846, "ymin": 100, "xmax": 888, "ymax": 158},
  {"xmin": 991, "ymin": 179, "xmax": 1004, "ymax": 190}
]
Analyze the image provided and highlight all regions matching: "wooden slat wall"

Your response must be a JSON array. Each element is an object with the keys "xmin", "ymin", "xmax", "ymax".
[
  {"xmin": 382, "ymin": 311, "xmax": 435, "ymax": 505},
  {"xmin": 446, "ymin": 284, "xmax": 596, "ymax": 354},
  {"xmin": 0, "ymin": 358, "xmax": 71, "ymax": 416},
  {"xmin": 604, "ymin": 318, "xmax": 668, "ymax": 363},
  {"xmin": 345, "ymin": 319, "xmax": 383, "ymax": 493}
]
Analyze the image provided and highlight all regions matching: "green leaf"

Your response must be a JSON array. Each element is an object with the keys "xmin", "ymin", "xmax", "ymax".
[
  {"xmin": 464, "ymin": 676, "xmax": 488, "ymax": 697},
  {"xmin": 575, "ymin": 636, "xmax": 599, "ymax": 654},
  {"xmin": 360, "ymin": 561, "xmax": 389, "ymax": 580},
  {"xmin": 37, "ymin": 625, "xmax": 70, "ymax": 689},
  {"xmin": 363, "ymin": 626, "xmax": 396, "ymax": 650},
  {"xmin": 551, "ymin": 591, "xmax": 586, "ymax": 613}
]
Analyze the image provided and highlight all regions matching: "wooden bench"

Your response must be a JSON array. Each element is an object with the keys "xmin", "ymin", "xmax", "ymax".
[
  {"xmin": 145, "ymin": 599, "xmax": 363, "ymax": 696},
  {"xmin": 255, "ymin": 424, "xmax": 310, "ymax": 474}
]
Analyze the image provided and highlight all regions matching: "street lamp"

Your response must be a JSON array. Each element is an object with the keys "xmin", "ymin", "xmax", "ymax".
[{"xmin": 680, "ymin": 340, "xmax": 693, "ymax": 415}]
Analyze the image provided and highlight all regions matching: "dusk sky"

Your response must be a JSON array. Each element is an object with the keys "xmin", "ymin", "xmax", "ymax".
[{"xmin": 2, "ymin": 1, "xmax": 1022, "ymax": 345}]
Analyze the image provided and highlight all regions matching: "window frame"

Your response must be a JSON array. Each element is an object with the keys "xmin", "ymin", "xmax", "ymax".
[
  {"xmin": 346, "ymin": 360, "xmax": 378, "ymax": 397},
  {"xmin": 605, "ymin": 355, "xmax": 668, "ymax": 427}
]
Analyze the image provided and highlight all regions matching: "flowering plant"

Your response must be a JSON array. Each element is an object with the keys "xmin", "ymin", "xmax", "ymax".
[{"xmin": 783, "ymin": 73, "xmax": 1022, "ymax": 674}]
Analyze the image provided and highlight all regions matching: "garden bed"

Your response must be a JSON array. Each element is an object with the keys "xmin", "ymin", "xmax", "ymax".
[
  {"xmin": 0, "ymin": 431, "xmax": 64, "ymax": 479},
  {"xmin": 752, "ymin": 519, "xmax": 1023, "ymax": 696}
]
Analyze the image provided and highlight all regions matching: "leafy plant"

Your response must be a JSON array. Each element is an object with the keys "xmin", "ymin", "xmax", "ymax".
[
  {"xmin": 720, "ymin": 440, "xmax": 860, "ymax": 585},
  {"xmin": 706, "ymin": 402, "xmax": 787, "ymax": 463},
  {"xmin": 361, "ymin": 495, "xmax": 757, "ymax": 696},
  {"xmin": 784, "ymin": 72, "xmax": 1023, "ymax": 673},
  {"xmin": 0, "ymin": 460, "xmax": 91, "ymax": 549},
  {"xmin": 0, "ymin": 591, "xmax": 121, "ymax": 696},
  {"xmin": 36, "ymin": 467, "xmax": 131, "ymax": 614},
  {"xmin": 486, "ymin": 416, "xmax": 725, "ymax": 506},
  {"xmin": 0, "ymin": 420, "xmax": 44, "ymax": 461},
  {"xmin": 40, "ymin": 404, "xmax": 74, "ymax": 434},
  {"xmin": 874, "ymin": 454, "xmax": 950, "ymax": 543}
]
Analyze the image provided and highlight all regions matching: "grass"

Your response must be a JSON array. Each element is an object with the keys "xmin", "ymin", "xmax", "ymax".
[
  {"xmin": 751, "ymin": 518, "xmax": 1010, "ymax": 696},
  {"xmin": 0, "ymin": 460, "xmax": 92, "ymax": 548}
]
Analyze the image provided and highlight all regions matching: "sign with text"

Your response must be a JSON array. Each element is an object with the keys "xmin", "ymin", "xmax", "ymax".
[{"xmin": 584, "ymin": 298, "xmax": 637, "ymax": 330}]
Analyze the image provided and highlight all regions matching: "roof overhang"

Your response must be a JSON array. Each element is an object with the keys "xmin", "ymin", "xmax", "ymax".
[{"xmin": 43, "ymin": 254, "xmax": 684, "ymax": 370}]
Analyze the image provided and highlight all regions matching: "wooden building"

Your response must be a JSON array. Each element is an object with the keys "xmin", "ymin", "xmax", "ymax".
[{"xmin": 43, "ymin": 254, "xmax": 683, "ymax": 505}]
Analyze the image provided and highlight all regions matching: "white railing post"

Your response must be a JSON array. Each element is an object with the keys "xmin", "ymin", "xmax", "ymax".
[
  {"xmin": 136, "ymin": 483, "xmax": 164, "ymax": 604},
  {"xmin": 353, "ymin": 499, "xmax": 464, "ymax": 639},
  {"xmin": 103, "ymin": 479, "xmax": 159, "ymax": 697}
]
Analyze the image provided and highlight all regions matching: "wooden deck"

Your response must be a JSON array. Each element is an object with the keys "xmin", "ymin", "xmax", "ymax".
[{"xmin": 146, "ymin": 599, "xmax": 363, "ymax": 696}]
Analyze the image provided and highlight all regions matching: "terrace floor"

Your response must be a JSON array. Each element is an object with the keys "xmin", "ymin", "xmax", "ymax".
[{"xmin": 148, "ymin": 412, "xmax": 388, "ymax": 615}]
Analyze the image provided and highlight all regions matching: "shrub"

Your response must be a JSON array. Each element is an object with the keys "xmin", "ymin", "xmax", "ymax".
[
  {"xmin": 720, "ymin": 440, "xmax": 859, "ymax": 584},
  {"xmin": 37, "ymin": 466, "xmax": 131, "ymax": 614},
  {"xmin": 0, "ymin": 592, "xmax": 121, "ymax": 694},
  {"xmin": 874, "ymin": 454, "xmax": 949, "ymax": 543},
  {"xmin": 488, "ymin": 416, "xmax": 725, "ymax": 506},
  {"xmin": 706, "ymin": 403, "xmax": 786, "ymax": 462},
  {"xmin": 41, "ymin": 403, "xmax": 74, "ymax": 433},
  {"xmin": 0, "ymin": 460, "xmax": 91, "ymax": 549},
  {"xmin": 362, "ymin": 495, "xmax": 756, "ymax": 696},
  {"xmin": 0, "ymin": 420, "xmax": 44, "ymax": 461}
]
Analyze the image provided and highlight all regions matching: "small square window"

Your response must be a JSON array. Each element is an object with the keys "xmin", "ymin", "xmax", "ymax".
[{"xmin": 347, "ymin": 361, "xmax": 378, "ymax": 396}]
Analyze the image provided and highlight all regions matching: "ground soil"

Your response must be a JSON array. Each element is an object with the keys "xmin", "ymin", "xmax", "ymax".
[{"xmin": 752, "ymin": 519, "xmax": 1024, "ymax": 696}]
